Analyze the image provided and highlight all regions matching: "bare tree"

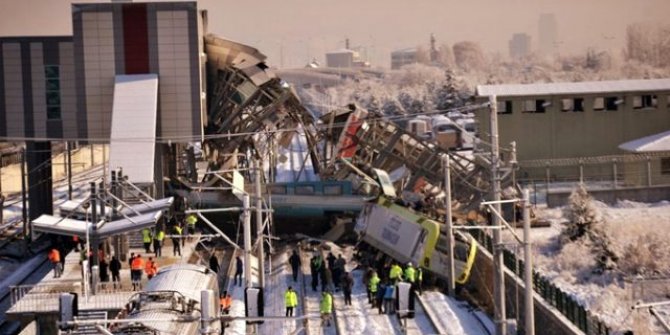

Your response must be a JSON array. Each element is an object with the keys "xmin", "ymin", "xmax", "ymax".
[{"xmin": 452, "ymin": 41, "xmax": 485, "ymax": 71}]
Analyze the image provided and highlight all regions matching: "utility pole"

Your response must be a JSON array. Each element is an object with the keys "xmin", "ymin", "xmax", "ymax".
[
  {"xmin": 443, "ymin": 155, "xmax": 456, "ymax": 294},
  {"xmin": 67, "ymin": 142, "xmax": 73, "ymax": 200},
  {"xmin": 254, "ymin": 160, "xmax": 265, "ymax": 288},
  {"xmin": 523, "ymin": 189, "xmax": 535, "ymax": 335},
  {"xmin": 243, "ymin": 195, "xmax": 252, "ymax": 288},
  {"xmin": 490, "ymin": 95, "xmax": 507, "ymax": 335},
  {"xmin": 21, "ymin": 148, "xmax": 28, "ymax": 239}
]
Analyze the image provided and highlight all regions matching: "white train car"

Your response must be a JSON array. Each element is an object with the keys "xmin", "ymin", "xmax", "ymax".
[{"xmin": 111, "ymin": 264, "xmax": 221, "ymax": 335}]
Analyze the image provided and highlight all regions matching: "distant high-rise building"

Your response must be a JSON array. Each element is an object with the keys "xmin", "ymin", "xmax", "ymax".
[
  {"xmin": 538, "ymin": 13, "xmax": 558, "ymax": 55},
  {"xmin": 509, "ymin": 33, "xmax": 531, "ymax": 59}
]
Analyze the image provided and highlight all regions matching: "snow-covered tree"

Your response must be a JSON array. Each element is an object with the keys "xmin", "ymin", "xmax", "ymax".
[{"xmin": 561, "ymin": 184, "xmax": 618, "ymax": 273}]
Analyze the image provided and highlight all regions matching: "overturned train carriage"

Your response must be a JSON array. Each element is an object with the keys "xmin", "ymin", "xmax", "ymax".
[
  {"xmin": 111, "ymin": 264, "xmax": 220, "ymax": 335},
  {"xmin": 355, "ymin": 196, "xmax": 477, "ymax": 284}
]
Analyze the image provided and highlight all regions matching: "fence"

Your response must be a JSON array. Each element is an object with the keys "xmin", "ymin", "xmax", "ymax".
[
  {"xmin": 10, "ymin": 282, "xmax": 134, "ymax": 314},
  {"xmin": 516, "ymin": 152, "xmax": 670, "ymax": 205},
  {"xmin": 471, "ymin": 228, "xmax": 618, "ymax": 335}
]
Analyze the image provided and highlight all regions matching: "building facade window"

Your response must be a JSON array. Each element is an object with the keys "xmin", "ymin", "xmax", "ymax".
[
  {"xmin": 561, "ymin": 98, "xmax": 583, "ymax": 112},
  {"xmin": 634, "ymin": 94, "xmax": 657, "ymax": 110},
  {"xmin": 605, "ymin": 96, "xmax": 619, "ymax": 111},
  {"xmin": 523, "ymin": 99, "xmax": 547, "ymax": 113},
  {"xmin": 593, "ymin": 97, "xmax": 605, "ymax": 111},
  {"xmin": 522, "ymin": 100, "xmax": 536, "ymax": 113},
  {"xmin": 45, "ymin": 65, "xmax": 61, "ymax": 120},
  {"xmin": 497, "ymin": 100, "xmax": 512, "ymax": 114},
  {"xmin": 662, "ymin": 158, "xmax": 670, "ymax": 175}
]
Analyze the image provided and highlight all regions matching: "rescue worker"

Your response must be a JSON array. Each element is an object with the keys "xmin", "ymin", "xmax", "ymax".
[
  {"xmin": 141, "ymin": 228, "xmax": 152, "ymax": 253},
  {"xmin": 404, "ymin": 262, "xmax": 416, "ymax": 283},
  {"xmin": 383, "ymin": 281, "xmax": 395, "ymax": 314},
  {"xmin": 220, "ymin": 291, "xmax": 232, "ymax": 315},
  {"xmin": 234, "ymin": 256, "xmax": 243, "ymax": 286},
  {"xmin": 48, "ymin": 248, "xmax": 62, "ymax": 278},
  {"xmin": 284, "ymin": 286, "xmax": 298, "ymax": 317},
  {"xmin": 342, "ymin": 271, "xmax": 354, "ymax": 306},
  {"xmin": 145, "ymin": 257, "xmax": 157, "ymax": 280},
  {"xmin": 99, "ymin": 257, "xmax": 110, "ymax": 289},
  {"xmin": 332, "ymin": 254, "xmax": 345, "ymax": 290},
  {"xmin": 389, "ymin": 262, "xmax": 403, "ymax": 283},
  {"xmin": 376, "ymin": 280, "xmax": 387, "ymax": 313},
  {"xmin": 110, "ymin": 256, "xmax": 121, "ymax": 289},
  {"xmin": 416, "ymin": 267, "xmax": 423, "ymax": 295},
  {"xmin": 363, "ymin": 266, "xmax": 374, "ymax": 303},
  {"xmin": 209, "ymin": 253, "xmax": 220, "ymax": 273},
  {"xmin": 153, "ymin": 228, "xmax": 165, "ymax": 257},
  {"xmin": 310, "ymin": 254, "xmax": 323, "ymax": 291},
  {"xmin": 320, "ymin": 291, "xmax": 333, "ymax": 327},
  {"xmin": 131, "ymin": 254, "xmax": 145, "ymax": 290},
  {"xmin": 172, "ymin": 224, "xmax": 182, "ymax": 256},
  {"xmin": 368, "ymin": 270, "xmax": 381, "ymax": 307},
  {"xmin": 289, "ymin": 250, "xmax": 301, "ymax": 282},
  {"xmin": 220, "ymin": 291, "xmax": 232, "ymax": 328},
  {"xmin": 185, "ymin": 213, "xmax": 197, "ymax": 240}
]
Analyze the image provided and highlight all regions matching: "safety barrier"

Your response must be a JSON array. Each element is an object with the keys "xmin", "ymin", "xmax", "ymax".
[{"xmin": 470, "ymin": 229, "xmax": 623, "ymax": 335}]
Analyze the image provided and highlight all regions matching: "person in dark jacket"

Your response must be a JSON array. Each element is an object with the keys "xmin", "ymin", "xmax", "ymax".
[
  {"xmin": 289, "ymin": 250, "xmax": 301, "ymax": 282},
  {"xmin": 342, "ymin": 271, "xmax": 354, "ymax": 306},
  {"xmin": 110, "ymin": 256, "xmax": 121, "ymax": 289},
  {"xmin": 209, "ymin": 253, "xmax": 220, "ymax": 273},
  {"xmin": 234, "ymin": 256, "xmax": 243, "ymax": 286},
  {"xmin": 332, "ymin": 254, "xmax": 345, "ymax": 290},
  {"xmin": 326, "ymin": 252, "xmax": 336, "ymax": 271},
  {"xmin": 99, "ymin": 258, "xmax": 110, "ymax": 289},
  {"xmin": 310, "ymin": 254, "xmax": 322, "ymax": 291}
]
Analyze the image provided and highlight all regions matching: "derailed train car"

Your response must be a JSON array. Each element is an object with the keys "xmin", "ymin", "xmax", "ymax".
[
  {"xmin": 355, "ymin": 196, "xmax": 478, "ymax": 284},
  {"xmin": 110, "ymin": 264, "xmax": 221, "ymax": 335}
]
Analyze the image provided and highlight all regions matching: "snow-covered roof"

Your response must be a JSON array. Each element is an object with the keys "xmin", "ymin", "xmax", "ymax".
[
  {"xmin": 618, "ymin": 130, "xmax": 670, "ymax": 152},
  {"xmin": 392, "ymin": 47, "xmax": 418, "ymax": 55},
  {"xmin": 327, "ymin": 49, "xmax": 356, "ymax": 55},
  {"xmin": 476, "ymin": 78, "xmax": 670, "ymax": 97}
]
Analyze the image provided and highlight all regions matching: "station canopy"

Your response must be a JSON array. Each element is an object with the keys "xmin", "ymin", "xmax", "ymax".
[
  {"xmin": 618, "ymin": 130, "xmax": 670, "ymax": 152},
  {"xmin": 32, "ymin": 210, "xmax": 163, "ymax": 239}
]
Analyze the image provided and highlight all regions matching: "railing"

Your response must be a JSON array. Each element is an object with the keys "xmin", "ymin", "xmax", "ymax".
[
  {"xmin": 470, "ymin": 228, "xmax": 621, "ymax": 335},
  {"xmin": 10, "ymin": 282, "xmax": 135, "ymax": 313}
]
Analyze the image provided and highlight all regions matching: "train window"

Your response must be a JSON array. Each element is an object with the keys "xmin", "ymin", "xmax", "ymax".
[
  {"xmin": 323, "ymin": 185, "xmax": 343, "ymax": 195},
  {"xmin": 268, "ymin": 185, "xmax": 286, "ymax": 194},
  {"xmin": 294, "ymin": 185, "xmax": 315, "ymax": 195}
]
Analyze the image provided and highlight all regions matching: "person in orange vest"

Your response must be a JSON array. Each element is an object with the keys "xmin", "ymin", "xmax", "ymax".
[
  {"xmin": 220, "ymin": 291, "xmax": 232, "ymax": 328},
  {"xmin": 144, "ymin": 257, "xmax": 158, "ymax": 280},
  {"xmin": 48, "ymin": 248, "xmax": 62, "ymax": 278},
  {"xmin": 131, "ymin": 255, "xmax": 145, "ymax": 291}
]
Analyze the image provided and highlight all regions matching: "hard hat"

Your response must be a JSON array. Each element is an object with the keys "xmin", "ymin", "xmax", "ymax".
[{"xmin": 407, "ymin": 262, "xmax": 413, "ymax": 267}]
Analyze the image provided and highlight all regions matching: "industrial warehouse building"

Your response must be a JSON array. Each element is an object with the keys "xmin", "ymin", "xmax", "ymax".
[{"xmin": 475, "ymin": 79, "xmax": 670, "ymax": 191}]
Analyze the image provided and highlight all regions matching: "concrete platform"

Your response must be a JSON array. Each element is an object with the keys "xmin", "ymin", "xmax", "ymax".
[{"xmin": 7, "ymin": 235, "xmax": 200, "ymax": 317}]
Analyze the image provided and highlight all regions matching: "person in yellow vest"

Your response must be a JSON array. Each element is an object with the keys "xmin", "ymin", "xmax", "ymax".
[
  {"xmin": 172, "ymin": 224, "xmax": 182, "ymax": 256},
  {"xmin": 141, "ymin": 228, "xmax": 152, "ymax": 253},
  {"xmin": 368, "ymin": 271, "xmax": 381, "ymax": 307},
  {"xmin": 404, "ymin": 262, "xmax": 416, "ymax": 283},
  {"xmin": 284, "ymin": 286, "xmax": 298, "ymax": 317},
  {"xmin": 320, "ymin": 291, "xmax": 333, "ymax": 327},
  {"xmin": 144, "ymin": 257, "xmax": 158, "ymax": 280},
  {"xmin": 185, "ymin": 213, "xmax": 197, "ymax": 241},
  {"xmin": 153, "ymin": 228, "xmax": 165, "ymax": 258},
  {"xmin": 389, "ymin": 263, "xmax": 402, "ymax": 283}
]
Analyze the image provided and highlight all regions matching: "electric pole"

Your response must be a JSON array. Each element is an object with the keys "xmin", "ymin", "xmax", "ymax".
[
  {"xmin": 523, "ymin": 189, "xmax": 535, "ymax": 335},
  {"xmin": 490, "ymin": 95, "xmax": 507, "ymax": 335},
  {"xmin": 443, "ymin": 155, "xmax": 456, "ymax": 294},
  {"xmin": 243, "ymin": 194, "xmax": 252, "ymax": 288},
  {"xmin": 255, "ymin": 159, "xmax": 265, "ymax": 288}
]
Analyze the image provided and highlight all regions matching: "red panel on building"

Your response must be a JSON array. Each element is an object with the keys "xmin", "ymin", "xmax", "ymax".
[{"xmin": 122, "ymin": 4, "xmax": 149, "ymax": 74}]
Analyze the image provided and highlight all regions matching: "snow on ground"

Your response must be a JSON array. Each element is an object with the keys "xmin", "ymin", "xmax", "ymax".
[
  {"xmin": 420, "ymin": 291, "xmax": 494, "ymax": 335},
  {"xmin": 299, "ymin": 247, "xmax": 336, "ymax": 335},
  {"xmin": 334, "ymin": 269, "xmax": 403, "ymax": 335},
  {"xmin": 259, "ymin": 250, "xmax": 303, "ymax": 335},
  {"xmin": 505, "ymin": 199, "xmax": 670, "ymax": 334}
]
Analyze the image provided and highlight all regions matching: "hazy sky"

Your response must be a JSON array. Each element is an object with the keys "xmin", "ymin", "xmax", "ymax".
[{"xmin": 0, "ymin": 0, "xmax": 667, "ymax": 68}]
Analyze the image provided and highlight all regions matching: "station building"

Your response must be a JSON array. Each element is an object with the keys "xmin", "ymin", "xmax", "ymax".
[{"xmin": 0, "ymin": 1, "xmax": 207, "ymax": 219}]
